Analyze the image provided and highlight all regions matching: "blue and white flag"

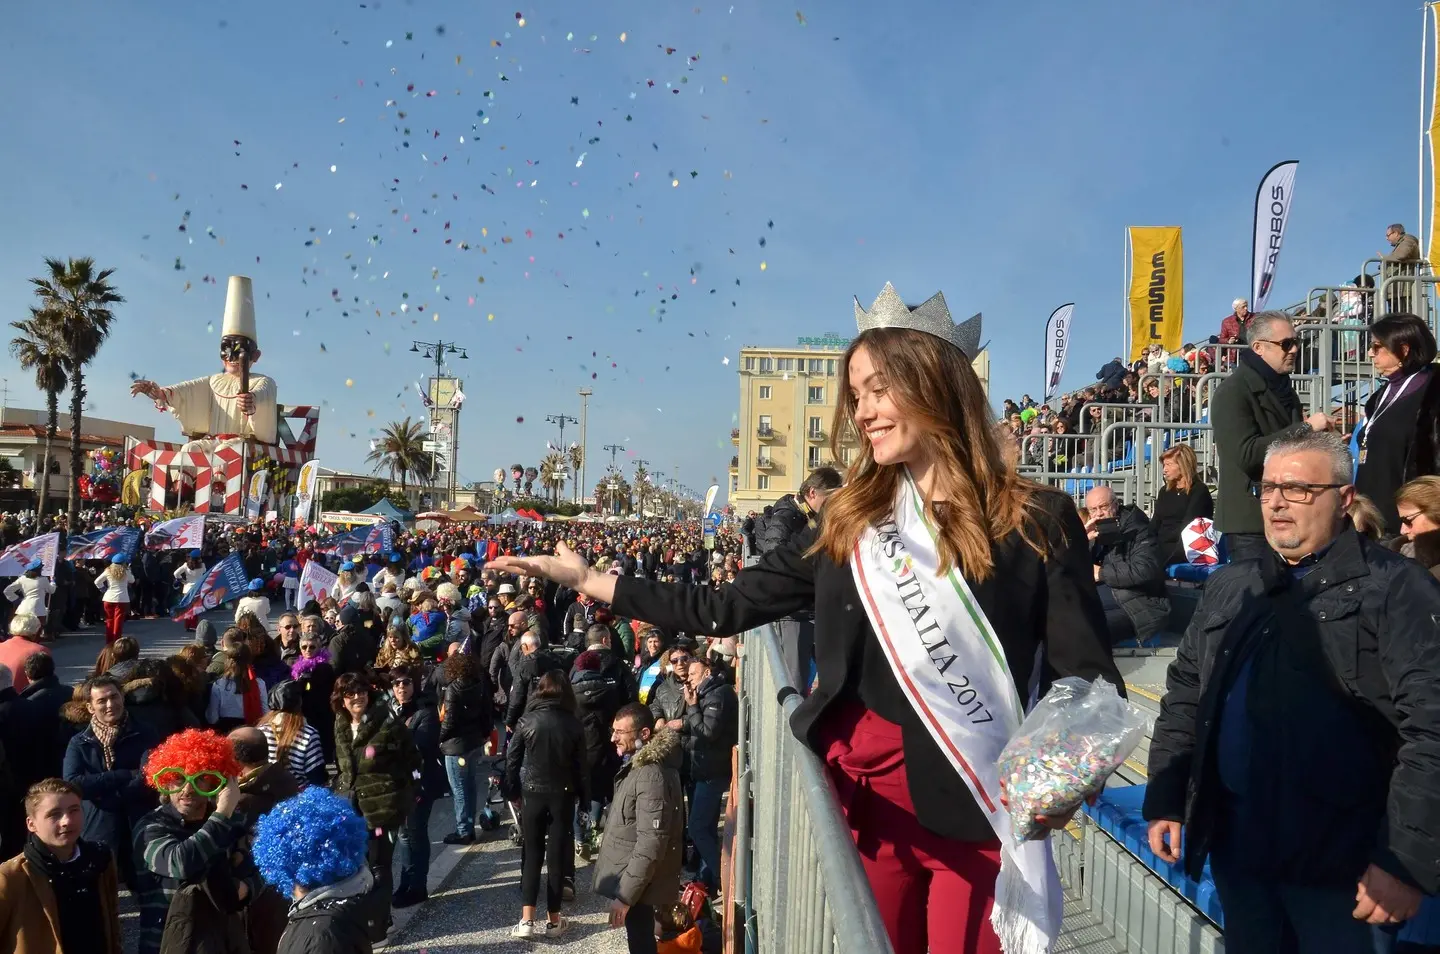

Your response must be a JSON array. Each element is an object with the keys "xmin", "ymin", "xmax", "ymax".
[
  {"xmin": 146, "ymin": 515, "xmax": 206, "ymax": 551},
  {"xmin": 314, "ymin": 524, "xmax": 395, "ymax": 559},
  {"xmin": 68, "ymin": 527, "xmax": 142, "ymax": 562},
  {"xmin": 0, "ymin": 532, "xmax": 59, "ymax": 578},
  {"xmin": 173, "ymin": 552, "xmax": 249, "ymax": 625}
]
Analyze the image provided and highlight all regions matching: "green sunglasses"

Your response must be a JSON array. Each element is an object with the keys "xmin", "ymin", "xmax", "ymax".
[{"xmin": 152, "ymin": 768, "xmax": 228, "ymax": 797}]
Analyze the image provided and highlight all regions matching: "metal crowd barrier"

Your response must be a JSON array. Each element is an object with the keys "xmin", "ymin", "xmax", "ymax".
[{"xmin": 733, "ymin": 622, "xmax": 895, "ymax": 954}]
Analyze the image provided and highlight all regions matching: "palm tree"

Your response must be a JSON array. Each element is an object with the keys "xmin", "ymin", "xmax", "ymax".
[
  {"xmin": 28, "ymin": 257, "xmax": 123, "ymax": 526},
  {"xmin": 9, "ymin": 313, "xmax": 68, "ymax": 519},
  {"xmin": 633, "ymin": 463, "xmax": 650, "ymax": 516},
  {"xmin": 539, "ymin": 451, "xmax": 569, "ymax": 506},
  {"xmin": 365, "ymin": 417, "xmax": 433, "ymax": 501},
  {"xmin": 567, "ymin": 443, "xmax": 585, "ymax": 503}
]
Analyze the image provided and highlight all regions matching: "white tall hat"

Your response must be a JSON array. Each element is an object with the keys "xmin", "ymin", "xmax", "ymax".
[{"xmin": 221, "ymin": 275, "xmax": 257, "ymax": 344}]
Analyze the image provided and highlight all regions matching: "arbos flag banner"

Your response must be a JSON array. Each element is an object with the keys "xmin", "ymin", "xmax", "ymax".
[
  {"xmin": 1251, "ymin": 161, "xmax": 1298, "ymax": 311},
  {"xmin": 67, "ymin": 528, "xmax": 142, "ymax": 562},
  {"xmin": 146, "ymin": 515, "xmax": 205, "ymax": 551},
  {"xmin": 1042, "ymin": 303, "xmax": 1074, "ymax": 404},
  {"xmin": 1127, "ymin": 227, "xmax": 1184, "ymax": 362},
  {"xmin": 173, "ymin": 552, "xmax": 249, "ymax": 625},
  {"xmin": 314, "ymin": 524, "xmax": 394, "ymax": 559},
  {"xmin": 0, "ymin": 532, "xmax": 59, "ymax": 578}
]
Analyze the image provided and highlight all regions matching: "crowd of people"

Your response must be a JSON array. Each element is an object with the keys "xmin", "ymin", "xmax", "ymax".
[{"xmin": 0, "ymin": 516, "xmax": 746, "ymax": 954}]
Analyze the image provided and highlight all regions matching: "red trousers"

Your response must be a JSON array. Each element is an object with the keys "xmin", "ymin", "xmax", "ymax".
[
  {"xmin": 821, "ymin": 703, "xmax": 1002, "ymax": 954},
  {"xmin": 103, "ymin": 602, "xmax": 127, "ymax": 644}
]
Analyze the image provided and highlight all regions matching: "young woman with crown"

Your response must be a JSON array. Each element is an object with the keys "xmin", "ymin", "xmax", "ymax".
[{"xmin": 490, "ymin": 283, "xmax": 1123, "ymax": 954}]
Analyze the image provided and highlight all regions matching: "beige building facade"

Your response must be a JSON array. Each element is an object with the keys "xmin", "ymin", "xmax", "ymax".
[{"xmin": 729, "ymin": 335, "xmax": 991, "ymax": 515}]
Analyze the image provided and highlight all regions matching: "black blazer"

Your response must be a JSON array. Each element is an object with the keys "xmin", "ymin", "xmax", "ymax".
[
  {"xmin": 1210, "ymin": 359, "xmax": 1308, "ymax": 535},
  {"xmin": 611, "ymin": 489, "xmax": 1123, "ymax": 842}
]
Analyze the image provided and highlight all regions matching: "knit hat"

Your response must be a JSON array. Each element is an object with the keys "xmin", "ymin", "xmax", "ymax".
[
  {"xmin": 574, "ymin": 650, "xmax": 603, "ymax": 672},
  {"xmin": 253, "ymin": 787, "xmax": 370, "ymax": 893}
]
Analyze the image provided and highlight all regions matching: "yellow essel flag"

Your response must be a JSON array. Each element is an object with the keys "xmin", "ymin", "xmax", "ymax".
[{"xmin": 1128, "ymin": 226, "xmax": 1183, "ymax": 362}]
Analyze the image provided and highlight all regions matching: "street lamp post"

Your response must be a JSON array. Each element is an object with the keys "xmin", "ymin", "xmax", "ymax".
[
  {"xmin": 410, "ymin": 339, "xmax": 469, "ymax": 508},
  {"xmin": 577, "ymin": 388, "xmax": 592, "ymax": 506}
]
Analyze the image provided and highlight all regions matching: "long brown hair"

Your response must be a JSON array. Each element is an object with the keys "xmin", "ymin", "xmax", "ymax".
[
  {"xmin": 814, "ymin": 327, "xmax": 1047, "ymax": 581},
  {"xmin": 1160, "ymin": 444, "xmax": 1197, "ymax": 494}
]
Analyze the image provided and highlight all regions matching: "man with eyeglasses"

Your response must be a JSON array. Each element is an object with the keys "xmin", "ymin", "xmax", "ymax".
[
  {"xmin": 1144, "ymin": 432, "xmax": 1440, "ymax": 953},
  {"xmin": 1212, "ymin": 311, "xmax": 1335, "ymax": 563}
]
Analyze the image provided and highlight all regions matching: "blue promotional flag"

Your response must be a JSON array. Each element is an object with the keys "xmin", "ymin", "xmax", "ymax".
[
  {"xmin": 68, "ymin": 528, "xmax": 142, "ymax": 562},
  {"xmin": 314, "ymin": 525, "xmax": 395, "ymax": 559},
  {"xmin": 173, "ymin": 552, "xmax": 249, "ymax": 625}
]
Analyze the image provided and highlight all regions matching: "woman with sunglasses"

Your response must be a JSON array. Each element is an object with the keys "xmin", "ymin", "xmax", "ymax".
[
  {"xmin": 331, "ymin": 671, "xmax": 420, "ymax": 945},
  {"xmin": 292, "ymin": 629, "xmax": 336, "ymax": 765},
  {"xmin": 389, "ymin": 664, "xmax": 446, "ymax": 910},
  {"xmin": 1387, "ymin": 476, "xmax": 1440, "ymax": 581},
  {"xmin": 132, "ymin": 729, "xmax": 257, "ymax": 954},
  {"xmin": 1354, "ymin": 314, "xmax": 1440, "ymax": 535}
]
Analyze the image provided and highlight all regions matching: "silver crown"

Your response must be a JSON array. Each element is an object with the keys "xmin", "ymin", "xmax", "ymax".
[{"xmin": 853, "ymin": 282, "xmax": 983, "ymax": 358}]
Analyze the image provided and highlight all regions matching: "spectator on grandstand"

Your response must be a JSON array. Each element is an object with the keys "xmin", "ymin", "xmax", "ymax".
[
  {"xmin": 1211, "ymin": 311, "xmax": 1334, "ymax": 563},
  {"xmin": 1151, "ymin": 445, "xmax": 1214, "ymax": 566},
  {"xmin": 1382, "ymin": 222, "xmax": 1422, "ymax": 265},
  {"xmin": 1354, "ymin": 314, "xmax": 1440, "ymax": 535},
  {"xmin": 594, "ymin": 703, "xmax": 685, "ymax": 954},
  {"xmin": 1381, "ymin": 224, "xmax": 1423, "ymax": 316},
  {"xmin": 1219, "ymin": 298, "xmax": 1251, "ymax": 345},
  {"xmin": 1348, "ymin": 494, "xmax": 1387, "ymax": 541},
  {"xmin": 1389, "ymin": 476, "xmax": 1440, "ymax": 582},
  {"xmin": 1084, "ymin": 487, "xmax": 1169, "ymax": 643},
  {"xmin": 1145, "ymin": 432, "xmax": 1440, "ymax": 953},
  {"xmin": 1097, "ymin": 355, "xmax": 1128, "ymax": 389}
]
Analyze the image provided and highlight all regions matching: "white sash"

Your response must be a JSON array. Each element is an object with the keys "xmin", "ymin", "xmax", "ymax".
[{"xmin": 851, "ymin": 471, "xmax": 1062, "ymax": 954}]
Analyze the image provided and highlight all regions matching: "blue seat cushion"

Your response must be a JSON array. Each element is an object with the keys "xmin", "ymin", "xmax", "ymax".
[
  {"xmin": 1083, "ymin": 784, "xmax": 1225, "ymax": 927},
  {"xmin": 1167, "ymin": 563, "xmax": 1222, "ymax": 582}
]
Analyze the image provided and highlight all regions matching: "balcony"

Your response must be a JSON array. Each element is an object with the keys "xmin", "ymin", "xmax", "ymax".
[
  {"xmin": 806, "ymin": 428, "xmax": 826, "ymax": 443},
  {"xmin": 731, "ymin": 427, "xmax": 740, "ymax": 445},
  {"xmin": 756, "ymin": 424, "xmax": 775, "ymax": 441},
  {"xmin": 729, "ymin": 455, "xmax": 739, "ymax": 471},
  {"xmin": 756, "ymin": 455, "xmax": 775, "ymax": 469}
]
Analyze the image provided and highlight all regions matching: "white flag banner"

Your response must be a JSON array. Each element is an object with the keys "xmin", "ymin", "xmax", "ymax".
[
  {"xmin": 245, "ymin": 470, "xmax": 269, "ymax": 521},
  {"xmin": 1042, "ymin": 303, "xmax": 1074, "ymax": 404},
  {"xmin": 0, "ymin": 532, "xmax": 59, "ymax": 578},
  {"xmin": 1251, "ymin": 160, "xmax": 1299, "ymax": 311},
  {"xmin": 293, "ymin": 459, "xmax": 319, "ymax": 526},
  {"xmin": 298, "ymin": 559, "xmax": 338, "ymax": 607}
]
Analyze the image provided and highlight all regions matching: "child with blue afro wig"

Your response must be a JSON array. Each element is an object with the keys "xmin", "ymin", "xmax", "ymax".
[{"xmin": 253, "ymin": 786, "xmax": 369, "ymax": 894}]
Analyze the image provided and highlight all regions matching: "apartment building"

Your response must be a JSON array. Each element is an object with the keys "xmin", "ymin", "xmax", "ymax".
[{"xmin": 729, "ymin": 335, "xmax": 991, "ymax": 515}]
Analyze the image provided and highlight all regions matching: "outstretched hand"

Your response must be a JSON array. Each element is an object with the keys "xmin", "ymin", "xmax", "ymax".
[{"xmin": 489, "ymin": 543, "xmax": 595, "ymax": 593}]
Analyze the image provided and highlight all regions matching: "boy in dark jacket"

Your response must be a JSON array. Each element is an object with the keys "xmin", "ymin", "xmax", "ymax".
[{"xmin": 253, "ymin": 786, "xmax": 374, "ymax": 954}]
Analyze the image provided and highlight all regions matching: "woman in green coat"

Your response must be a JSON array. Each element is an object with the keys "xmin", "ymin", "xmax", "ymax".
[{"xmin": 332, "ymin": 671, "xmax": 420, "ymax": 945}]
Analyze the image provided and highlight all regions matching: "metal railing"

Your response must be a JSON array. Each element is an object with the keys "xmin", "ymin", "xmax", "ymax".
[{"xmin": 734, "ymin": 623, "xmax": 895, "ymax": 954}]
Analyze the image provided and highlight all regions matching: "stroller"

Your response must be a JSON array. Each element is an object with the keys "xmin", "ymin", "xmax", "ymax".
[{"xmin": 484, "ymin": 750, "xmax": 522, "ymax": 845}]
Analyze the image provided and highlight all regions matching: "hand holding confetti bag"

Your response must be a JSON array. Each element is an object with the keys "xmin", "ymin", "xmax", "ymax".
[{"xmin": 997, "ymin": 676, "xmax": 1146, "ymax": 844}]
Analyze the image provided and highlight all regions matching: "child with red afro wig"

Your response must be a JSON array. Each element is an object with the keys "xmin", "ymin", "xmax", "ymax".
[{"xmin": 142, "ymin": 728, "xmax": 243, "ymax": 790}]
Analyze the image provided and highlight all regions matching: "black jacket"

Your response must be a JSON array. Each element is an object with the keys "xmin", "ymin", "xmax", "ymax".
[
  {"xmin": 681, "ymin": 673, "xmax": 738, "ymax": 782},
  {"xmin": 9, "ymin": 675, "xmax": 75, "ymax": 787},
  {"xmin": 1354, "ymin": 368, "xmax": 1440, "ymax": 535},
  {"xmin": 754, "ymin": 495, "xmax": 811, "ymax": 556},
  {"xmin": 571, "ymin": 667, "xmax": 626, "ymax": 772},
  {"xmin": 648, "ymin": 674, "xmax": 687, "ymax": 725},
  {"xmin": 1210, "ymin": 356, "xmax": 1309, "ymax": 534},
  {"xmin": 505, "ymin": 649, "xmax": 563, "ymax": 729},
  {"xmin": 1143, "ymin": 528, "xmax": 1440, "ymax": 892},
  {"xmin": 1150, "ymin": 482, "xmax": 1214, "ymax": 567},
  {"xmin": 1094, "ymin": 505, "xmax": 1170, "ymax": 640},
  {"xmin": 505, "ymin": 697, "xmax": 587, "ymax": 801},
  {"xmin": 397, "ymin": 697, "xmax": 447, "ymax": 801},
  {"xmin": 275, "ymin": 869, "xmax": 374, "ymax": 954},
  {"xmin": 439, "ymin": 675, "xmax": 492, "ymax": 756},
  {"xmin": 612, "ymin": 489, "xmax": 1123, "ymax": 841},
  {"xmin": 1097, "ymin": 358, "xmax": 1128, "ymax": 390}
]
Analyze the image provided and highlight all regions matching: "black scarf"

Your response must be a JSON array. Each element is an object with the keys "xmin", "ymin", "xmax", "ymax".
[
  {"xmin": 24, "ymin": 836, "xmax": 109, "ymax": 953},
  {"xmin": 1239, "ymin": 348, "xmax": 1302, "ymax": 416}
]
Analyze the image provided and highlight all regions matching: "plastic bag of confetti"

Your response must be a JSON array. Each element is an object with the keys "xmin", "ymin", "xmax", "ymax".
[{"xmin": 997, "ymin": 676, "xmax": 1145, "ymax": 844}]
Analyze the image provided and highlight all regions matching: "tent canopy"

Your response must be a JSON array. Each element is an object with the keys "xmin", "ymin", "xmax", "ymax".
[{"xmin": 361, "ymin": 498, "xmax": 414, "ymax": 523}]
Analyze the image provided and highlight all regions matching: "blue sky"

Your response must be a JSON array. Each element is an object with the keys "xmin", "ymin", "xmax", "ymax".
[{"xmin": 0, "ymin": 0, "xmax": 1426, "ymax": 503}]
